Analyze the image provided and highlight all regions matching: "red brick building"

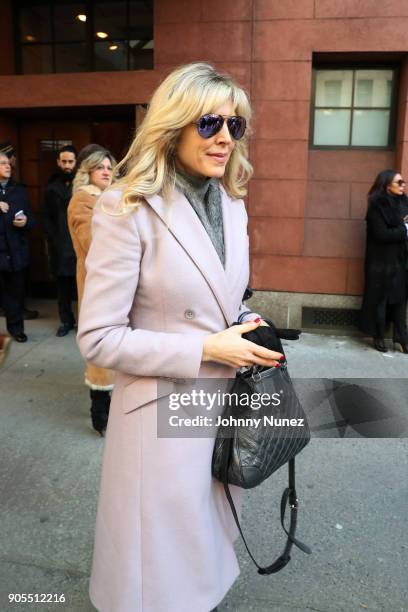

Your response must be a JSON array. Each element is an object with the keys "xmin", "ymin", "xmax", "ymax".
[{"xmin": 1, "ymin": 0, "xmax": 408, "ymax": 328}]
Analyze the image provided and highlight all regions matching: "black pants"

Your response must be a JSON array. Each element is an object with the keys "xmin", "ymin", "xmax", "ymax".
[
  {"xmin": 56, "ymin": 276, "xmax": 76, "ymax": 325},
  {"xmin": 0, "ymin": 269, "xmax": 25, "ymax": 335},
  {"xmin": 375, "ymin": 298, "xmax": 408, "ymax": 343}
]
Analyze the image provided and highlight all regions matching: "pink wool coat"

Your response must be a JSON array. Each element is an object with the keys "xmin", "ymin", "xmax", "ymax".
[{"xmin": 77, "ymin": 185, "xmax": 255, "ymax": 612}]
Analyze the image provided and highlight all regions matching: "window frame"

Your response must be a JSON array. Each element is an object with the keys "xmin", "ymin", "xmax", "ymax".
[
  {"xmin": 309, "ymin": 64, "xmax": 399, "ymax": 151},
  {"xmin": 13, "ymin": 0, "xmax": 153, "ymax": 74}
]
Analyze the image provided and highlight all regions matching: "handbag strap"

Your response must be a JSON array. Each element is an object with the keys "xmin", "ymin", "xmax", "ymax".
[{"xmin": 221, "ymin": 441, "xmax": 312, "ymax": 575}]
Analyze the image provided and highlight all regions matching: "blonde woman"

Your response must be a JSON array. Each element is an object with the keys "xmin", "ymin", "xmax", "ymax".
[
  {"xmin": 77, "ymin": 63, "xmax": 282, "ymax": 611},
  {"xmin": 67, "ymin": 149, "xmax": 116, "ymax": 436}
]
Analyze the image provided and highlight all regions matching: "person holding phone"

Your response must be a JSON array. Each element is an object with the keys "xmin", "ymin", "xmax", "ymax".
[{"xmin": 0, "ymin": 153, "xmax": 35, "ymax": 342}]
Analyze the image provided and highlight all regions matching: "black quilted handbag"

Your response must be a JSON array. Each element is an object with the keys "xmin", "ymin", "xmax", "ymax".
[{"xmin": 212, "ymin": 319, "xmax": 311, "ymax": 574}]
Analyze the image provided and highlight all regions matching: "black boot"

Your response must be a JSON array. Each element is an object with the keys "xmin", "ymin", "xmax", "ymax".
[
  {"xmin": 373, "ymin": 338, "xmax": 387, "ymax": 352},
  {"xmin": 90, "ymin": 390, "xmax": 111, "ymax": 436}
]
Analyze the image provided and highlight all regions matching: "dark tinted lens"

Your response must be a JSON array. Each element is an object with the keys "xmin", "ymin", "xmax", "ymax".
[
  {"xmin": 227, "ymin": 116, "xmax": 246, "ymax": 140},
  {"xmin": 197, "ymin": 114, "xmax": 224, "ymax": 138}
]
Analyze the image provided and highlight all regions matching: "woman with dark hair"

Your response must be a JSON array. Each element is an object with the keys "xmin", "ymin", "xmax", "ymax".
[{"xmin": 360, "ymin": 168, "xmax": 408, "ymax": 352}]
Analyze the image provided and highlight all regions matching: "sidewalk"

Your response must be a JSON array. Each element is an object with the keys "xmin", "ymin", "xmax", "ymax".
[{"xmin": 0, "ymin": 300, "xmax": 407, "ymax": 612}]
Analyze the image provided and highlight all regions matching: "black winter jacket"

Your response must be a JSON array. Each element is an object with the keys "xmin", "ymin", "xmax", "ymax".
[
  {"xmin": 360, "ymin": 192, "xmax": 408, "ymax": 335},
  {"xmin": 0, "ymin": 179, "xmax": 35, "ymax": 272},
  {"xmin": 43, "ymin": 172, "xmax": 76, "ymax": 277}
]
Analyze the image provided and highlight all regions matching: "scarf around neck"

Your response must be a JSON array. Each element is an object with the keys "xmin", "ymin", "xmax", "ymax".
[{"xmin": 175, "ymin": 170, "xmax": 225, "ymax": 266}]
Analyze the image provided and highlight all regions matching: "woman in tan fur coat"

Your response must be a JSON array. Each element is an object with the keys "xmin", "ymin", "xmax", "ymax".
[{"xmin": 68, "ymin": 149, "xmax": 116, "ymax": 435}]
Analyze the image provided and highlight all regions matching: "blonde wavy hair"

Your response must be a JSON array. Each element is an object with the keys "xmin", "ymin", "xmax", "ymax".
[
  {"xmin": 115, "ymin": 62, "xmax": 253, "ymax": 211},
  {"xmin": 73, "ymin": 149, "xmax": 116, "ymax": 193}
]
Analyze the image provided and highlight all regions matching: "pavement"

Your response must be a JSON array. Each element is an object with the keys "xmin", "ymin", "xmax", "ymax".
[{"xmin": 0, "ymin": 300, "xmax": 407, "ymax": 612}]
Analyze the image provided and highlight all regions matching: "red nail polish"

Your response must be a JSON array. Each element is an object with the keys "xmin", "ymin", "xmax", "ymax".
[
  {"xmin": 275, "ymin": 363, "xmax": 281, "ymax": 368},
  {"xmin": 254, "ymin": 317, "xmax": 261, "ymax": 323},
  {"xmin": 279, "ymin": 355, "xmax": 285, "ymax": 362}
]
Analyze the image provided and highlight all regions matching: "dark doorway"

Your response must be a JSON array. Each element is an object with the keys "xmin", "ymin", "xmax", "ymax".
[{"xmin": 13, "ymin": 106, "xmax": 135, "ymax": 295}]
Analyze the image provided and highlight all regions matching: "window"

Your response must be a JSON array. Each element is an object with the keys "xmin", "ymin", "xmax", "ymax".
[
  {"xmin": 311, "ymin": 68, "xmax": 395, "ymax": 148},
  {"xmin": 16, "ymin": 0, "xmax": 153, "ymax": 74}
]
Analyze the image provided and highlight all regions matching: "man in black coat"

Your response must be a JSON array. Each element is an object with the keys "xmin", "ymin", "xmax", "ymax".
[
  {"xmin": 43, "ymin": 145, "xmax": 77, "ymax": 336},
  {"xmin": 0, "ymin": 153, "xmax": 35, "ymax": 342},
  {"xmin": 0, "ymin": 141, "xmax": 38, "ymax": 320}
]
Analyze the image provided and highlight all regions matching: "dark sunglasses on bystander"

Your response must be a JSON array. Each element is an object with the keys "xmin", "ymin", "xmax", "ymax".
[
  {"xmin": 193, "ymin": 114, "xmax": 247, "ymax": 140},
  {"xmin": 393, "ymin": 179, "xmax": 406, "ymax": 186}
]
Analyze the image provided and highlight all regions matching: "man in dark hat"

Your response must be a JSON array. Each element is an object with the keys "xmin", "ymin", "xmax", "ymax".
[{"xmin": 43, "ymin": 145, "xmax": 78, "ymax": 336}]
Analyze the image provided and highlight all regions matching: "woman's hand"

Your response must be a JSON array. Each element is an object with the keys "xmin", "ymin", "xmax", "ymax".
[
  {"xmin": 12, "ymin": 214, "xmax": 27, "ymax": 228},
  {"xmin": 0, "ymin": 201, "xmax": 9, "ymax": 214},
  {"xmin": 202, "ymin": 319, "xmax": 283, "ymax": 368}
]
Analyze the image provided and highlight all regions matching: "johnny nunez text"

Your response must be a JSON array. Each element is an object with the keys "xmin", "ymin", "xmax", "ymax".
[{"xmin": 168, "ymin": 415, "xmax": 305, "ymax": 428}]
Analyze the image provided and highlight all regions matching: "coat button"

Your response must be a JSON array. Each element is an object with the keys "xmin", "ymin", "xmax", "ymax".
[{"xmin": 184, "ymin": 309, "xmax": 195, "ymax": 320}]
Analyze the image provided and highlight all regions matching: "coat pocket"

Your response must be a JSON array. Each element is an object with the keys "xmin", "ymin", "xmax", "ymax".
[{"xmin": 121, "ymin": 375, "xmax": 175, "ymax": 414}]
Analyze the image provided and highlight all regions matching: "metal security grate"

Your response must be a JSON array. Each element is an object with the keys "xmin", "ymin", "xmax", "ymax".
[{"xmin": 302, "ymin": 307, "xmax": 360, "ymax": 330}]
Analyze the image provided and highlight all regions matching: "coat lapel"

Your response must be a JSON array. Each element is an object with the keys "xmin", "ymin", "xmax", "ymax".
[{"xmin": 145, "ymin": 187, "xmax": 235, "ymax": 325}]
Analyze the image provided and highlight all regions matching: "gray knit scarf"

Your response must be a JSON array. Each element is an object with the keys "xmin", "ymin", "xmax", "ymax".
[{"xmin": 175, "ymin": 170, "xmax": 225, "ymax": 266}]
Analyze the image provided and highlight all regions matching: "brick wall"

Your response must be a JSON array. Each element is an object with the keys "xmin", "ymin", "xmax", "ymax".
[{"xmin": 249, "ymin": 0, "xmax": 408, "ymax": 295}]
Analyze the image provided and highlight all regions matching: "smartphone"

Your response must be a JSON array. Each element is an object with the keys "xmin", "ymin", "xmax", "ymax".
[{"xmin": 14, "ymin": 210, "xmax": 24, "ymax": 218}]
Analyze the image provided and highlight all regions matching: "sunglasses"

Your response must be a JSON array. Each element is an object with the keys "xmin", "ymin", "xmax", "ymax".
[
  {"xmin": 194, "ymin": 114, "xmax": 247, "ymax": 140},
  {"xmin": 393, "ymin": 179, "xmax": 406, "ymax": 186}
]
